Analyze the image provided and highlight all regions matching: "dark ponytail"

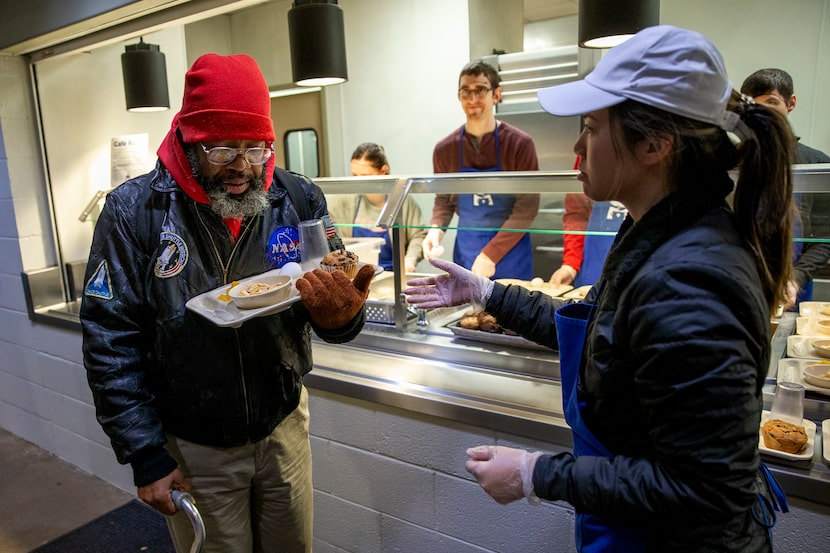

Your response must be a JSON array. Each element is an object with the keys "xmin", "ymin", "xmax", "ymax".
[
  {"xmin": 611, "ymin": 94, "xmax": 795, "ymax": 310},
  {"xmin": 730, "ymin": 90, "xmax": 795, "ymax": 310}
]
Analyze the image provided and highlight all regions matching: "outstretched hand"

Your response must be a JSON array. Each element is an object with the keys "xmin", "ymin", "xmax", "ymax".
[
  {"xmin": 403, "ymin": 258, "xmax": 494, "ymax": 310},
  {"xmin": 296, "ymin": 264, "xmax": 374, "ymax": 329}
]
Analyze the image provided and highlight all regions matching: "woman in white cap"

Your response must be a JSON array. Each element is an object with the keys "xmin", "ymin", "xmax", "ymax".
[{"xmin": 405, "ymin": 25, "xmax": 794, "ymax": 552}]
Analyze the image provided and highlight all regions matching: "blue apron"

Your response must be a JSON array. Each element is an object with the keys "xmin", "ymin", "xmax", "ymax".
[
  {"xmin": 554, "ymin": 302, "xmax": 650, "ymax": 552},
  {"xmin": 791, "ymin": 195, "xmax": 813, "ymax": 307},
  {"xmin": 455, "ymin": 125, "xmax": 533, "ymax": 280},
  {"xmin": 351, "ymin": 196, "xmax": 394, "ymax": 271},
  {"xmin": 554, "ymin": 302, "xmax": 789, "ymax": 551},
  {"xmin": 574, "ymin": 202, "xmax": 626, "ymax": 288}
]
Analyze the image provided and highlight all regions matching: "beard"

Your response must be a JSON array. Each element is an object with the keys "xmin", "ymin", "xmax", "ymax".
[{"xmin": 186, "ymin": 147, "xmax": 270, "ymax": 219}]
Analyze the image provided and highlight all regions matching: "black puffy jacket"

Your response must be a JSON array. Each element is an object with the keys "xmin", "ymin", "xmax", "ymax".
[
  {"xmin": 487, "ymin": 189, "xmax": 773, "ymax": 551},
  {"xmin": 81, "ymin": 162, "xmax": 364, "ymax": 486}
]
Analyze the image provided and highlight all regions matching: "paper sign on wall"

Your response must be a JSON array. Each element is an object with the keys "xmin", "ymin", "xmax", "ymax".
[{"xmin": 111, "ymin": 134, "xmax": 150, "ymax": 187}]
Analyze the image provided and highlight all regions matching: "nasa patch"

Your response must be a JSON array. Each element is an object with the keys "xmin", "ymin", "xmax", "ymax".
[
  {"xmin": 154, "ymin": 231, "xmax": 189, "ymax": 278},
  {"xmin": 266, "ymin": 225, "xmax": 301, "ymax": 268},
  {"xmin": 84, "ymin": 260, "xmax": 113, "ymax": 300}
]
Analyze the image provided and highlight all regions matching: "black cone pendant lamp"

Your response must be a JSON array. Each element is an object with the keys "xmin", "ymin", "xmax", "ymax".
[
  {"xmin": 121, "ymin": 37, "xmax": 170, "ymax": 112},
  {"xmin": 288, "ymin": 0, "xmax": 348, "ymax": 86},
  {"xmin": 578, "ymin": 0, "xmax": 660, "ymax": 48}
]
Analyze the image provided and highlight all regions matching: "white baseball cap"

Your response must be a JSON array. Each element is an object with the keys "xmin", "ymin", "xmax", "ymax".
[{"xmin": 537, "ymin": 26, "xmax": 741, "ymax": 132}]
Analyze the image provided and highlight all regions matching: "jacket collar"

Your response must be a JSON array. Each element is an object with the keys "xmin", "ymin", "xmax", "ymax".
[{"xmin": 603, "ymin": 179, "xmax": 733, "ymax": 294}]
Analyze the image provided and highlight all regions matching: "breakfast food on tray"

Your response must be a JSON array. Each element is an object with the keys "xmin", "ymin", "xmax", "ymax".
[
  {"xmin": 458, "ymin": 310, "xmax": 519, "ymax": 335},
  {"xmin": 320, "ymin": 249, "xmax": 359, "ymax": 278},
  {"xmin": 761, "ymin": 419, "xmax": 808, "ymax": 454},
  {"xmin": 218, "ymin": 281, "xmax": 239, "ymax": 302},
  {"xmin": 238, "ymin": 282, "xmax": 277, "ymax": 296}
]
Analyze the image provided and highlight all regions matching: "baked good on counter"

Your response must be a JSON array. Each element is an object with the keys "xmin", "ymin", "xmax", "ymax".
[
  {"xmin": 459, "ymin": 310, "xmax": 503, "ymax": 334},
  {"xmin": 320, "ymin": 249, "xmax": 359, "ymax": 278},
  {"xmin": 761, "ymin": 419, "xmax": 807, "ymax": 454}
]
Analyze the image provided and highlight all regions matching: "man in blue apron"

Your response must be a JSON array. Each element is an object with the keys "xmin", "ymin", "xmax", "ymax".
[{"xmin": 423, "ymin": 61, "xmax": 540, "ymax": 281}]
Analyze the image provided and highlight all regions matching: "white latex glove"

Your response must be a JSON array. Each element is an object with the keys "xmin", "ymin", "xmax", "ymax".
[
  {"xmin": 470, "ymin": 253, "xmax": 496, "ymax": 278},
  {"xmin": 782, "ymin": 280, "xmax": 799, "ymax": 311},
  {"xmin": 465, "ymin": 445, "xmax": 543, "ymax": 505},
  {"xmin": 549, "ymin": 264, "xmax": 577, "ymax": 286},
  {"xmin": 404, "ymin": 258, "xmax": 494, "ymax": 310},
  {"xmin": 405, "ymin": 256, "xmax": 418, "ymax": 274},
  {"xmin": 422, "ymin": 228, "xmax": 445, "ymax": 259}
]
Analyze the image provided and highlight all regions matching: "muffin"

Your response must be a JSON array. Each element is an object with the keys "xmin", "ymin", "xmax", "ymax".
[
  {"xmin": 320, "ymin": 249, "xmax": 359, "ymax": 278},
  {"xmin": 761, "ymin": 419, "xmax": 807, "ymax": 454}
]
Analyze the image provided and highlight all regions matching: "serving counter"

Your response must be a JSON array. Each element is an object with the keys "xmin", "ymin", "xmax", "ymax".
[{"xmin": 22, "ymin": 167, "xmax": 830, "ymax": 507}]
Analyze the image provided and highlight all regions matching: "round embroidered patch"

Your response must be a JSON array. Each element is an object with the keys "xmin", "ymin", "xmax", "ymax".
[
  {"xmin": 154, "ymin": 231, "xmax": 188, "ymax": 278},
  {"xmin": 267, "ymin": 226, "xmax": 301, "ymax": 268}
]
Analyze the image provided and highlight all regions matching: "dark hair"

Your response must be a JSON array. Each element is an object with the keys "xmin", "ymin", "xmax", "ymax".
[
  {"xmin": 459, "ymin": 61, "xmax": 500, "ymax": 89},
  {"xmin": 740, "ymin": 68, "xmax": 794, "ymax": 100},
  {"xmin": 351, "ymin": 142, "xmax": 390, "ymax": 172},
  {"xmin": 608, "ymin": 93, "xmax": 795, "ymax": 310}
]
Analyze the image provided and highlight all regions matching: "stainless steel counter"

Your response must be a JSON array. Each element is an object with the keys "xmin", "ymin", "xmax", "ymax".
[{"xmin": 307, "ymin": 313, "xmax": 830, "ymax": 507}]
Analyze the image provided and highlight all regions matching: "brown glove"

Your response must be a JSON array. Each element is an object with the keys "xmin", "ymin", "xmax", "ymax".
[{"xmin": 295, "ymin": 264, "xmax": 374, "ymax": 330}]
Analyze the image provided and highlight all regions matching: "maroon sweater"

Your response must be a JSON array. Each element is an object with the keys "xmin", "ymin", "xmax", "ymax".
[{"xmin": 431, "ymin": 121, "xmax": 540, "ymax": 264}]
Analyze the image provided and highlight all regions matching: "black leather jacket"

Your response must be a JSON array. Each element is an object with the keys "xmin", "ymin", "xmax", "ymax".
[
  {"xmin": 81, "ymin": 162, "xmax": 364, "ymax": 486},
  {"xmin": 487, "ymin": 188, "xmax": 773, "ymax": 551}
]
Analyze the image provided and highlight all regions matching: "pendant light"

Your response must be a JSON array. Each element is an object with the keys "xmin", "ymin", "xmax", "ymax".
[
  {"xmin": 121, "ymin": 37, "xmax": 170, "ymax": 112},
  {"xmin": 288, "ymin": 0, "xmax": 348, "ymax": 87},
  {"xmin": 578, "ymin": 0, "xmax": 660, "ymax": 48}
]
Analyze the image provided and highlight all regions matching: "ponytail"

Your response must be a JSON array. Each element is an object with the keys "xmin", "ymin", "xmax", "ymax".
[{"xmin": 730, "ymin": 90, "xmax": 795, "ymax": 310}]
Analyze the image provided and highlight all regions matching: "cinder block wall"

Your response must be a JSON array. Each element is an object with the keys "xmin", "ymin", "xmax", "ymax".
[
  {"xmin": 309, "ymin": 389, "xmax": 575, "ymax": 552},
  {"xmin": 307, "ymin": 389, "xmax": 830, "ymax": 553}
]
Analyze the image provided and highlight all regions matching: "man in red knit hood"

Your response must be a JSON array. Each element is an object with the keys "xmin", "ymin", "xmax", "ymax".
[{"xmin": 82, "ymin": 53, "xmax": 373, "ymax": 553}]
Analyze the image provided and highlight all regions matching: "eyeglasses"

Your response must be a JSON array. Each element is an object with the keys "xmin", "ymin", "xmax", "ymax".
[
  {"xmin": 458, "ymin": 86, "xmax": 492, "ymax": 100},
  {"xmin": 200, "ymin": 143, "xmax": 274, "ymax": 166}
]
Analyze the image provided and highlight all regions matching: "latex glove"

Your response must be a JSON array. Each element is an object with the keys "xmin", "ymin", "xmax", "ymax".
[
  {"xmin": 549, "ymin": 264, "xmax": 577, "ymax": 286},
  {"xmin": 296, "ymin": 264, "xmax": 374, "ymax": 329},
  {"xmin": 465, "ymin": 445, "xmax": 542, "ymax": 505},
  {"xmin": 781, "ymin": 280, "xmax": 799, "ymax": 311},
  {"xmin": 422, "ymin": 228, "xmax": 445, "ymax": 259},
  {"xmin": 404, "ymin": 258, "xmax": 494, "ymax": 310},
  {"xmin": 405, "ymin": 256, "xmax": 418, "ymax": 274},
  {"xmin": 138, "ymin": 467, "xmax": 190, "ymax": 516},
  {"xmin": 470, "ymin": 252, "xmax": 496, "ymax": 278}
]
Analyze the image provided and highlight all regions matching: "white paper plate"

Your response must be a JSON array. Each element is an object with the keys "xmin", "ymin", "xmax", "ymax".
[
  {"xmin": 823, "ymin": 420, "xmax": 830, "ymax": 465},
  {"xmin": 186, "ymin": 269, "xmax": 301, "ymax": 328},
  {"xmin": 776, "ymin": 358, "xmax": 830, "ymax": 397},
  {"xmin": 758, "ymin": 411, "xmax": 816, "ymax": 461}
]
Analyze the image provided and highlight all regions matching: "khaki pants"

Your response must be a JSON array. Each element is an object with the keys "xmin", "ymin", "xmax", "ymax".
[{"xmin": 165, "ymin": 386, "xmax": 312, "ymax": 553}]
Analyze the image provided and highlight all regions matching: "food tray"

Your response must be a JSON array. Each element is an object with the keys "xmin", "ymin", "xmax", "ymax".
[
  {"xmin": 777, "ymin": 358, "xmax": 830, "ymax": 398},
  {"xmin": 186, "ymin": 263, "xmax": 383, "ymax": 328},
  {"xmin": 758, "ymin": 410, "xmax": 815, "ymax": 462},
  {"xmin": 798, "ymin": 301, "xmax": 830, "ymax": 317},
  {"xmin": 447, "ymin": 322, "xmax": 554, "ymax": 353},
  {"xmin": 186, "ymin": 269, "xmax": 301, "ymax": 328},
  {"xmin": 795, "ymin": 316, "xmax": 830, "ymax": 336},
  {"xmin": 786, "ymin": 335, "xmax": 829, "ymax": 359}
]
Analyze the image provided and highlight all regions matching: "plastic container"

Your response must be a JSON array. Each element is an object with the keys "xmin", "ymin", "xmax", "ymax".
[{"xmin": 342, "ymin": 237, "xmax": 385, "ymax": 266}]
